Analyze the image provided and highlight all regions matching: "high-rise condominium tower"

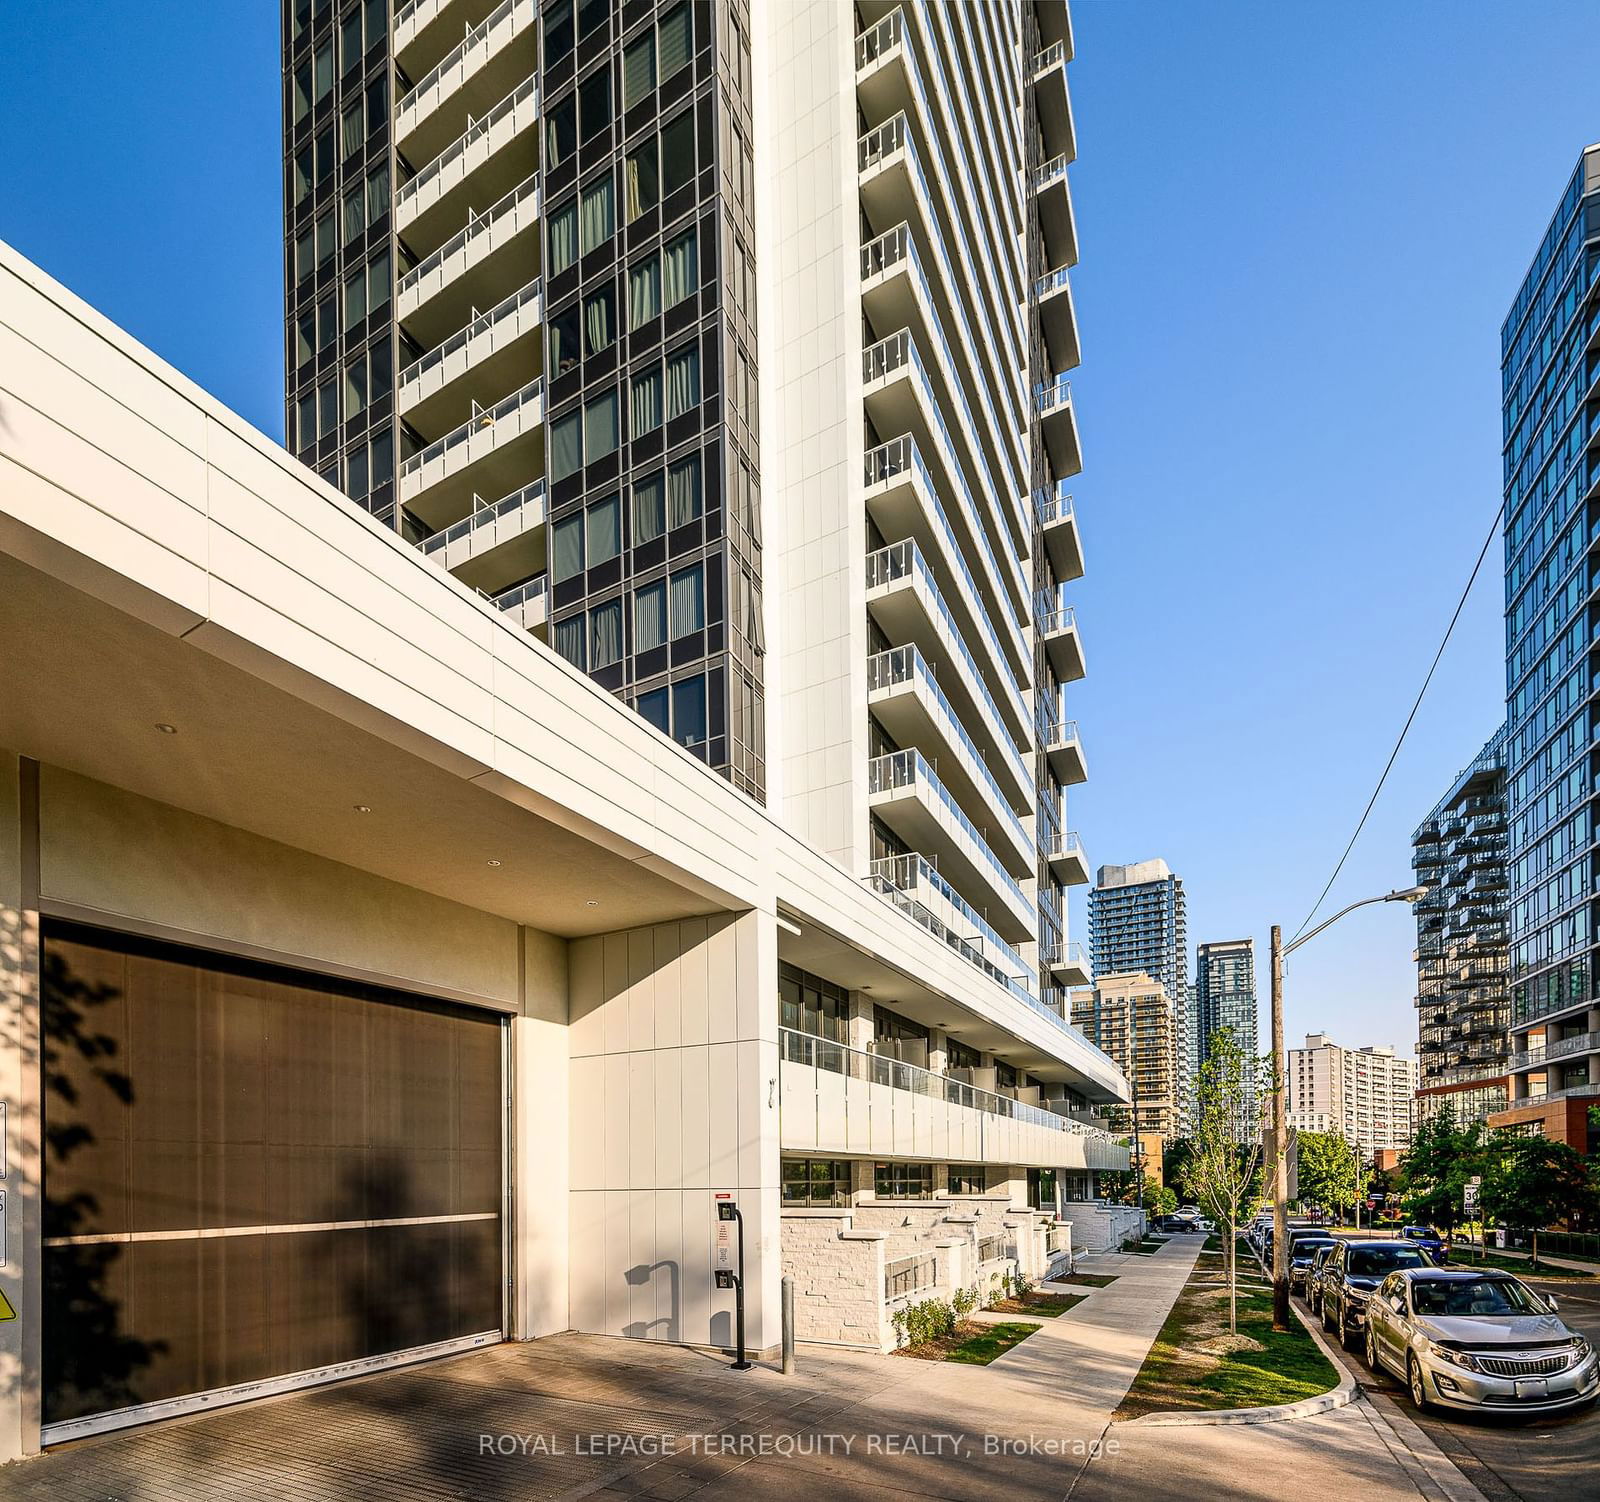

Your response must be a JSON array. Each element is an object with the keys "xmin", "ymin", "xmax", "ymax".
[
  {"xmin": 1193, "ymin": 937, "xmax": 1257, "ymax": 1071},
  {"xmin": 1088, "ymin": 861, "xmax": 1187, "ymax": 1024}
]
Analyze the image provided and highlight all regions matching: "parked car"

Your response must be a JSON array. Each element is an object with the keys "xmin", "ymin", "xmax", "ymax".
[
  {"xmin": 1401, "ymin": 1224, "xmax": 1449, "ymax": 1264},
  {"xmin": 1306, "ymin": 1244, "xmax": 1338, "ymax": 1316},
  {"xmin": 1365, "ymin": 1268, "xmax": 1598, "ymax": 1414},
  {"xmin": 1288, "ymin": 1232, "xmax": 1337, "ymax": 1292},
  {"xmin": 1321, "ymin": 1239, "xmax": 1433, "ymax": 1346}
]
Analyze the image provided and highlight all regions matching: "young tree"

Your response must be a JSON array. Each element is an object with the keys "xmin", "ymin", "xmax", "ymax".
[
  {"xmin": 1398, "ymin": 1112, "xmax": 1485, "ymax": 1232},
  {"xmin": 1480, "ymin": 1132, "xmax": 1598, "ymax": 1270},
  {"xmin": 1180, "ymin": 1027, "xmax": 1271, "ymax": 1333},
  {"xmin": 1295, "ymin": 1130, "xmax": 1359, "ymax": 1220}
]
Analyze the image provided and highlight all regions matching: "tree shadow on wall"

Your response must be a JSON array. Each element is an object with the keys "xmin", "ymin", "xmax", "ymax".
[{"xmin": 41, "ymin": 948, "xmax": 167, "ymax": 1421}]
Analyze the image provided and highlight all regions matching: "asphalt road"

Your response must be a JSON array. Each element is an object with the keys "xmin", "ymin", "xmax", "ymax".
[{"xmin": 1300, "ymin": 1247, "xmax": 1600, "ymax": 1502}]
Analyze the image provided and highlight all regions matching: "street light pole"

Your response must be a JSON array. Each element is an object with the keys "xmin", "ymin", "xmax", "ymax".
[{"xmin": 1270, "ymin": 885, "xmax": 1426, "ymax": 1332}]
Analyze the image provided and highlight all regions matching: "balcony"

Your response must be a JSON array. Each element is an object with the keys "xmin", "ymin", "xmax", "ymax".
[
  {"xmin": 394, "ymin": 0, "xmax": 536, "ymax": 166},
  {"xmin": 491, "ymin": 571, "xmax": 547, "ymax": 633},
  {"xmin": 1032, "ymin": 152, "xmax": 1078, "ymax": 271},
  {"xmin": 1038, "ymin": 597, "xmax": 1085, "ymax": 682},
  {"xmin": 394, "ymin": 0, "xmax": 499, "ymax": 79},
  {"xmin": 1040, "ymin": 941, "xmax": 1091, "ymax": 987},
  {"xmin": 867, "ymin": 645, "xmax": 1032, "ymax": 872},
  {"xmin": 395, "ymin": 74, "xmax": 539, "ymax": 256},
  {"xmin": 418, "ymin": 478, "xmax": 545, "ymax": 593},
  {"xmin": 1035, "ymin": 376, "xmax": 1083, "ymax": 479},
  {"xmin": 779, "ymin": 1029, "xmax": 1128, "ymax": 1172},
  {"xmin": 1041, "ymin": 831, "xmax": 1090, "ymax": 888},
  {"xmin": 1034, "ymin": 483, "xmax": 1082, "ymax": 582},
  {"xmin": 398, "ymin": 275, "xmax": 542, "ymax": 438},
  {"xmin": 1034, "ymin": 265, "xmax": 1081, "ymax": 378},
  {"xmin": 1029, "ymin": 42, "xmax": 1075, "ymax": 164},
  {"xmin": 1035, "ymin": 0, "xmax": 1075, "ymax": 62},
  {"xmin": 1040, "ymin": 718, "xmax": 1086, "ymax": 786},
  {"xmin": 867, "ymin": 749, "xmax": 1034, "ymax": 942},
  {"xmin": 866, "ymin": 538, "xmax": 1031, "ymax": 768},
  {"xmin": 398, "ymin": 376, "xmax": 543, "ymax": 528},
  {"xmin": 397, "ymin": 172, "xmax": 540, "ymax": 345},
  {"xmin": 863, "ymin": 325, "xmax": 1028, "ymax": 621},
  {"xmin": 1509, "ymin": 1030, "xmax": 1600, "ymax": 1072}
]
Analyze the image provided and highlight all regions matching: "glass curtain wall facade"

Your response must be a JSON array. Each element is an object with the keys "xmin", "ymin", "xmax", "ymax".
[
  {"xmin": 1411, "ymin": 727, "xmax": 1511, "ymax": 1128},
  {"xmin": 1193, "ymin": 939, "xmax": 1258, "ymax": 1116},
  {"xmin": 1087, "ymin": 861, "xmax": 1187, "ymax": 1070},
  {"xmin": 1501, "ymin": 145, "xmax": 1600, "ymax": 1107}
]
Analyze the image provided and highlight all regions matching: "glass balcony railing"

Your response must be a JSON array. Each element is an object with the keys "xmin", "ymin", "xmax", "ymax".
[
  {"xmin": 400, "ymin": 375, "xmax": 543, "ymax": 480},
  {"xmin": 400, "ymin": 0, "xmax": 523, "ymax": 124},
  {"xmin": 399, "ymin": 276, "xmax": 542, "ymax": 394},
  {"xmin": 1033, "ymin": 153, "xmax": 1071, "ymax": 192},
  {"xmin": 1034, "ymin": 485, "xmax": 1074, "ymax": 527},
  {"xmin": 1038, "ymin": 600, "xmax": 1077, "ymax": 637},
  {"xmin": 1035, "ymin": 376, "xmax": 1074, "ymax": 417},
  {"xmin": 396, "ymin": 73, "xmax": 538, "ymax": 220},
  {"xmin": 1032, "ymin": 41, "xmax": 1067, "ymax": 74},
  {"xmin": 420, "ymin": 478, "xmax": 545, "ymax": 556},
  {"xmin": 867, "ymin": 749, "xmax": 1029, "ymax": 916},
  {"xmin": 398, "ymin": 171, "xmax": 539, "ymax": 301},
  {"xmin": 492, "ymin": 572, "xmax": 546, "ymax": 611},
  {"xmin": 869, "ymin": 852, "xmax": 1030, "ymax": 984}
]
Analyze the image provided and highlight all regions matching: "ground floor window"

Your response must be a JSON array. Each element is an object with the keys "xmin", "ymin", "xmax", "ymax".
[
  {"xmin": 1028, "ymin": 1167, "xmax": 1058, "ymax": 1210},
  {"xmin": 947, "ymin": 1167, "xmax": 986, "ymax": 1196},
  {"xmin": 781, "ymin": 1157, "xmax": 850, "ymax": 1207},
  {"xmin": 875, "ymin": 1161, "xmax": 933, "ymax": 1199}
]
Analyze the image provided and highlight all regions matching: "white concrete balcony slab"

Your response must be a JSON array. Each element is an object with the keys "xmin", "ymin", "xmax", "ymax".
[
  {"xmin": 1032, "ymin": 152, "xmax": 1079, "ymax": 271},
  {"xmin": 1036, "ymin": 0, "xmax": 1075, "ymax": 61},
  {"xmin": 866, "ymin": 538, "xmax": 1031, "ymax": 779},
  {"xmin": 398, "ymin": 376, "xmax": 543, "ymax": 530},
  {"xmin": 394, "ymin": 0, "xmax": 499, "ymax": 79},
  {"xmin": 863, "ymin": 326, "xmax": 1029, "ymax": 625},
  {"xmin": 398, "ymin": 275, "xmax": 542, "ymax": 438},
  {"xmin": 779, "ymin": 1029, "xmax": 1128, "ymax": 1172},
  {"xmin": 1040, "ymin": 718, "xmax": 1086, "ymax": 786},
  {"xmin": 396, "ymin": 74, "xmax": 539, "ymax": 257},
  {"xmin": 397, "ymin": 172, "xmax": 539, "ymax": 347},
  {"xmin": 1038, "ymin": 597, "xmax": 1085, "ymax": 683},
  {"xmin": 1034, "ymin": 483, "xmax": 1082, "ymax": 583},
  {"xmin": 867, "ymin": 749, "xmax": 1034, "ymax": 942},
  {"xmin": 1034, "ymin": 265, "xmax": 1081, "ymax": 377},
  {"xmin": 418, "ymin": 478, "xmax": 545, "ymax": 594},
  {"xmin": 1030, "ymin": 41, "xmax": 1075, "ymax": 163},
  {"xmin": 1040, "ymin": 941, "xmax": 1092, "ymax": 988},
  {"xmin": 1035, "ymin": 376, "xmax": 1082, "ymax": 480},
  {"xmin": 490, "ymin": 571, "xmax": 547, "ymax": 633},
  {"xmin": 394, "ymin": 0, "xmax": 536, "ymax": 167},
  {"xmin": 866, "ymin": 645, "xmax": 1033, "ymax": 874},
  {"xmin": 1041, "ymin": 831, "xmax": 1090, "ymax": 888}
]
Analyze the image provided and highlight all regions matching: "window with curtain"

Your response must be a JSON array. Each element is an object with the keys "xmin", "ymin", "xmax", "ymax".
[
  {"xmin": 590, "ymin": 599, "xmax": 623, "ymax": 668},
  {"xmin": 344, "ymin": 267, "xmax": 367, "ymax": 331},
  {"xmin": 295, "ymin": 311, "xmax": 315, "ymax": 366},
  {"xmin": 552, "ymin": 513, "xmax": 585, "ymax": 582},
  {"xmin": 669, "ymin": 565, "xmax": 704, "ymax": 639},
  {"xmin": 662, "ymin": 229, "xmax": 696, "ymax": 307},
  {"xmin": 667, "ymin": 453, "xmax": 701, "ymax": 527},
  {"xmin": 628, "ymin": 254, "xmax": 661, "ymax": 329},
  {"xmin": 579, "ymin": 66, "xmax": 611, "ymax": 141},
  {"xmin": 365, "ymin": 164, "xmax": 389, "ymax": 225},
  {"xmin": 345, "ymin": 354, "xmax": 368, "ymax": 418},
  {"xmin": 583, "ymin": 285, "xmax": 615, "ymax": 355},
  {"xmin": 548, "ymin": 201, "xmax": 578, "ymax": 276},
  {"xmin": 665, "ymin": 345, "xmax": 700, "ymax": 420},
  {"xmin": 630, "ymin": 367, "xmax": 662, "ymax": 437},
  {"xmin": 368, "ymin": 250, "xmax": 391, "ymax": 311},
  {"xmin": 296, "ymin": 393, "xmax": 315, "ymax": 451},
  {"xmin": 633, "ymin": 471, "xmax": 665, "ymax": 543},
  {"xmin": 580, "ymin": 176, "xmax": 615, "ymax": 254},
  {"xmin": 554, "ymin": 614, "xmax": 586, "ymax": 669},
  {"xmin": 550, "ymin": 304, "xmax": 581, "ymax": 377},
  {"xmin": 584, "ymin": 390, "xmax": 619, "ymax": 461},
  {"xmin": 314, "ymin": 41, "xmax": 334, "ymax": 101},
  {"xmin": 317, "ymin": 379, "xmax": 338, "ymax": 438},
  {"xmin": 623, "ymin": 31, "xmax": 656, "ymax": 107},
  {"xmin": 550, "ymin": 410, "xmax": 583, "ymax": 481},
  {"xmin": 294, "ymin": 63, "xmax": 311, "ymax": 125},
  {"xmin": 586, "ymin": 494, "xmax": 621, "ymax": 564},
  {"xmin": 660, "ymin": 111, "xmax": 695, "ymax": 197},
  {"xmin": 342, "ymin": 99, "xmax": 363, "ymax": 157},
  {"xmin": 341, "ymin": 9, "xmax": 362, "ymax": 71},
  {"xmin": 624, "ymin": 140, "xmax": 659, "ymax": 222},
  {"xmin": 318, "ymin": 295, "xmax": 336, "ymax": 348},
  {"xmin": 546, "ymin": 96, "xmax": 576, "ymax": 167},
  {"xmin": 343, "ymin": 186, "xmax": 364, "ymax": 244},
  {"xmin": 634, "ymin": 581, "xmax": 666, "ymax": 653},
  {"xmin": 659, "ymin": 4, "xmax": 691, "ymax": 80},
  {"xmin": 671, "ymin": 675, "xmax": 706, "ymax": 749},
  {"xmin": 316, "ymin": 210, "xmax": 334, "ymax": 264},
  {"xmin": 294, "ymin": 148, "xmax": 311, "ymax": 207}
]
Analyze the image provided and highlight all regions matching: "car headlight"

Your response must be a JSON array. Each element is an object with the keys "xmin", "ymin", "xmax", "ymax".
[
  {"xmin": 1427, "ymin": 1342, "xmax": 1482, "ymax": 1373},
  {"xmin": 1345, "ymin": 1287, "xmax": 1370, "ymax": 1304},
  {"xmin": 1569, "ymin": 1336, "xmax": 1591, "ymax": 1358}
]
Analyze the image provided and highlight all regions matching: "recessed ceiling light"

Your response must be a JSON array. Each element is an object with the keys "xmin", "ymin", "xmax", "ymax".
[
  {"xmin": 354, "ymin": 804, "xmax": 372, "ymax": 814},
  {"xmin": 486, "ymin": 859, "xmax": 502, "ymax": 867},
  {"xmin": 155, "ymin": 723, "xmax": 177, "ymax": 735},
  {"xmin": 585, "ymin": 900, "xmax": 599, "ymax": 907}
]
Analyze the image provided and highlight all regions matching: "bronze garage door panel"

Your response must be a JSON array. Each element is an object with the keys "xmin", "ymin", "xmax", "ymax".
[{"xmin": 43, "ymin": 923, "xmax": 505, "ymax": 1428}]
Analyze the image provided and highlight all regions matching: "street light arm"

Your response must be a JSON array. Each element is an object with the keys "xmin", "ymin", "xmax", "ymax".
[{"xmin": 1282, "ymin": 886, "xmax": 1425, "ymax": 959}]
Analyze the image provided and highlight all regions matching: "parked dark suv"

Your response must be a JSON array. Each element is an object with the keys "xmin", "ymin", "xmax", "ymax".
[{"xmin": 1321, "ymin": 1238, "xmax": 1434, "ymax": 1346}]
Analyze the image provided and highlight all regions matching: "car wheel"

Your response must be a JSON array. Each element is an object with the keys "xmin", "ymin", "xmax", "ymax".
[
  {"xmin": 1365, "ymin": 1324, "xmax": 1379, "ymax": 1372},
  {"xmin": 1322, "ymin": 1297, "xmax": 1334, "ymax": 1333},
  {"xmin": 1339, "ymin": 1305, "xmax": 1355, "ymax": 1350},
  {"xmin": 1407, "ymin": 1354, "xmax": 1432, "ymax": 1412}
]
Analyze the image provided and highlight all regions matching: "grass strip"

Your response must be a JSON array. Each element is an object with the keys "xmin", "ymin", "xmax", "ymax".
[{"xmin": 892, "ymin": 1319, "xmax": 1042, "ymax": 1365}]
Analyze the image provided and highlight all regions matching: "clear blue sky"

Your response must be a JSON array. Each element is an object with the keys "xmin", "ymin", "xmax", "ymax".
[{"xmin": 4, "ymin": 3, "xmax": 1598, "ymax": 1060}]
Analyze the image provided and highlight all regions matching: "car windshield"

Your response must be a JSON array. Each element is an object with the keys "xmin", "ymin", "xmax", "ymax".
[
  {"xmin": 1348, "ymin": 1246, "xmax": 1428, "ymax": 1276},
  {"xmin": 1292, "ymin": 1240, "xmax": 1334, "ymax": 1258},
  {"xmin": 1409, "ymin": 1277, "xmax": 1546, "ymax": 1317},
  {"xmin": 1405, "ymin": 1227, "xmax": 1440, "ymax": 1239}
]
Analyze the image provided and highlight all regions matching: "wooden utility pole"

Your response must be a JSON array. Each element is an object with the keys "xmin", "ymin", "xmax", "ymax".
[{"xmin": 1271, "ymin": 924, "xmax": 1289, "ymax": 1331}]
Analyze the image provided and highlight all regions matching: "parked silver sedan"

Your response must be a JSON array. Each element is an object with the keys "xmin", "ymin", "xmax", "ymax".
[{"xmin": 1365, "ymin": 1267, "xmax": 1599, "ymax": 1415}]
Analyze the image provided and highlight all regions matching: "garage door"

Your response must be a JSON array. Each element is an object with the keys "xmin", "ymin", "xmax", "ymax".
[{"xmin": 42, "ymin": 922, "xmax": 505, "ymax": 1440}]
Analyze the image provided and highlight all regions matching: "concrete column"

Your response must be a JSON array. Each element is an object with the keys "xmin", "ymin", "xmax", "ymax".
[
  {"xmin": 849, "ymin": 1157, "xmax": 875, "ymax": 1203},
  {"xmin": 1588, "ymin": 1053, "xmax": 1600, "ymax": 1087},
  {"xmin": 512, "ymin": 927, "xmax": 569, "ymax": 1340},
  {"xmin": 1588, "ymin": 1007, "xmax": 1600, "ymax": 1040},
  {"xmin": 927, "ymin": 1027, "xmax": 948, "ymax": 1076},
  {"xmin": 1512, "ymin": 1071, "xmax": 1530, "ymax": 1103},
  {"xmin": 930, "ymin": 1161, "xmax": 949, "ymax": 1197},
  {"xmin": 846, "ymin": 991, "xmax": 874, "ymax": 1052}
]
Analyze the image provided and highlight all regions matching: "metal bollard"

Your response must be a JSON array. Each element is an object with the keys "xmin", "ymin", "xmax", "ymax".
[{"xmin": 781, "ymin": 1273, "xmax": 796, "ymax": 1374}]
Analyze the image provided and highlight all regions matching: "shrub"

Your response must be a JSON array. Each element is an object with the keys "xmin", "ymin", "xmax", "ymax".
[
  {"xmin": 1013, "ymin": 1270, "xmax": 1034, "ymax": 1300},
  {"xmin": 952, "ymin": 1284, "xmax": 978, "ymax": 1317},
  {"xmin": 899, "ymin": 1297, "xmax": 956, "ymax": 1345},
  {"xmin": 890, "ymin": 1306, "xmax": 908, "ymax": 1348}
]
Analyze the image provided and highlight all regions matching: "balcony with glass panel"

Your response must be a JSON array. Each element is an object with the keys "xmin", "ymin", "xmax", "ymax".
[
  {"xmin": 1035, "ymin": 376, "xmax": 1082, "ymax": 479},
  {"xmin": 398, "ymin": 275, "xmax": 542, "ymax": 437},
  {"xmin": 1041, "ymin": 831, "xmax": 1090, "ymax": 888},
  {"xmin": 1030, "ymin": 41, "xmax": 1075, "ymax": 164},
  {"xmin": 397, "ymin": 172, "xmax": 541, "ymax": 346},
  {"xmin": 1040, "ymin": 718, "xmax": 1086, "ymax": 786},
  {"xmin": 1032, "ymin": 151, "xmax": 1079, "ymax": 272},
  {"xmin": 418, "ymin": 478, "xmax": 545, "ymax": 594},
  {"xmin": 1039, "ymin": 939, "xmax": 1091, "ymax": 988},
  {"xmin": 1034, "ymin": 484, "xmax": 1082, "ymax": 582},
  {"xmin": 394, "ymin": 0, "xmax": 499, "ymax": 80},
  {"xmin": 866, "ymin": 539, "xmax": 1032, "ymax": 778},
  {"xmin": 394, "ymin": 0, "xmax": 536, "ymax": 166},
  {"xmin": 491, "ymin": 570, "xmax": 548, "ymax": 634},
  {"xmin": 397, "ymin": 376, "xmax": 544, "ymax": 529},
  {"xmin": 867, "ymin": 645, "xmax": 1033, "ymax": 873},
  {"xmin": 867, "ymin": 749, "xmax": 1035, "ymax": 942},
  {"xmin": 1034, "ymin": 265, "xmax": 1080, "ymax": 377},
  {"xmin": 395, "ymin": 74, "xmax": 539, "ymax": 257},
  {"xmin": 1038, "ymin": 593, "xmax": 1085, "ymax": 682}
]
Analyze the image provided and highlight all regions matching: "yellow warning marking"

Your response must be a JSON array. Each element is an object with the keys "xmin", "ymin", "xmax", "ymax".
[{"xmin": 0, "ymin": 1290, "xmax": 15, "ymax": 1321}]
